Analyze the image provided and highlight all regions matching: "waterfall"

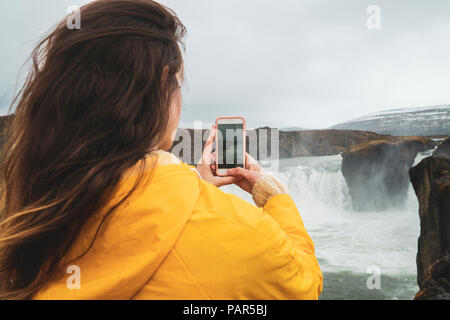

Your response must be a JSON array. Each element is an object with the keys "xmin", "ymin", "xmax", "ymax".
[
  {"xmin": 276, "ymin": 155, "xmax": 352, "ymax": 212},
  {"xmin": 222, "ymin": 151, "xmax": 438, "ymax": 299},
  {"xmin": 413, "ymin": 147, "xmax": 436, "ymax": 166}
]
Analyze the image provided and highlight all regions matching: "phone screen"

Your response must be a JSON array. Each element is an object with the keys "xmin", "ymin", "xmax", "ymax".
[{"xmin": 217, "ymin": 123, "xmax": 244, "ymax": 169}]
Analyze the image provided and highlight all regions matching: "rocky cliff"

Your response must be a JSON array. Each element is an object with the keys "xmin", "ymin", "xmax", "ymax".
[
  {"xmin": 278, "ymin": 129, "xmax": 384, "ymax": 158},
  {"xmin": 409, "ymin": 138, "xmax": 450, "ymax": 299},
  {"xmin": 414, "ymin": 253, "xmax": 450, "ymax": 300},
  {"xmin": 169, "ymin": 127, "xmax": 389, "ymax": 164},
  {"xmin": 341, "ymin": 137, "xmax": 436, "ymax": 211},
  {"xmin": 433, "ymin": 137, "xmax": 450, "ymax": 158}
]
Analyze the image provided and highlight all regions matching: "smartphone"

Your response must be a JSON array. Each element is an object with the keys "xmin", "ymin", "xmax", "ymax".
[{"xmin": 215, "ymin": 116, "xmax": 246, "ymax": 176}]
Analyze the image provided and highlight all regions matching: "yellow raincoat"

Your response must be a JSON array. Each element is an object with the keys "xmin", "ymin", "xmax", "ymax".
[{"xmin": 34, "ymin": 151, "xmax": 323, "ymax": 300}]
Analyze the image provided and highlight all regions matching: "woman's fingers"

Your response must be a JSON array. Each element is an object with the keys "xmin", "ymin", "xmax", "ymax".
[
  {"xmin": 197, "ymin": 130, "xmax": 266, "ymax": 191},
  {"xmin": 245, "ymin": 152, "xmax": 265, "ymax": 173},
  {"xmin": 227, "ymin": 167, "xmax": 253, "ymax": 181},
  {"xmin": 227, "ymin": 166, "xmax": 263, "ymax": 193},
  {"xmin": 198, "ymin": 125, "xmax": 216, "ymax": 166},
  {"xmin": 197, "ymin": 125, "xmax": 235, "ymax": 188},
  {"xmin": 213, "ymin": 176, "xmax": 235, "ymax": 187}
]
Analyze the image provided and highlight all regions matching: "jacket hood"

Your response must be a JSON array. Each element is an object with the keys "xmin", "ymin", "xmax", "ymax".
[{"xmin": 35, "ymin": 151, "xmax": 202, "ymax": 299}]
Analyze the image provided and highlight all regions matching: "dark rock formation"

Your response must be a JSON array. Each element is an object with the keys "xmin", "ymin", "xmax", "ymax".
[
  {"xmin": 414, "ymin": 253, "xmax": 450, "ymax": 300},
  {"xmin": 433, "ymin": 137, "xmax": 450, "ymax": 158},
  {"xmin": 170, "ymin": 127, "xmax": 389, "ymax": 164},
  {"xmin": 278, "ymin": 129, "xmax": 384, "ymax": 158},
  {"xmin": 342, "ymin": 137, "xmax": 436, "ymax": 211},
  {"xmin": 409, "ymin": 141, "xmax": 450, "ymax": 294}
]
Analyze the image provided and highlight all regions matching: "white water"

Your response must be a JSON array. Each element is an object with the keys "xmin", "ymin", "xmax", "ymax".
[{"xmin": 222, "ymin": 150, "xmax": 434, "ymax": 299}]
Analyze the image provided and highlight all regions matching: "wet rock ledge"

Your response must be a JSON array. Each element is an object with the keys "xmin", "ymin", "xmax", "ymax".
[{"xmin": 409, "ymin": 138, "xmax": 450, "ymax": 300}]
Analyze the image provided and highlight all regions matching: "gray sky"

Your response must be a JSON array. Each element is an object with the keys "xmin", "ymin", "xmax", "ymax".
[{"xmin": 1, "ymin": 0, "xmax": 450, "ymax": 129}]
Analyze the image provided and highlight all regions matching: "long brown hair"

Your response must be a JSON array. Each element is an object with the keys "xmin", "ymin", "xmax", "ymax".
[{"xmin": 0, "ymin": 0, "xmax": 185, "ymax": 299}]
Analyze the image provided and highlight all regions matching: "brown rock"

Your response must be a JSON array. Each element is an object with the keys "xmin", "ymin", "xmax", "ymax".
[
  {"xmin": 169, "ymin": 128, "xmax": 390, "ymax": 164},
  {"xmin": 279, "ymin": 129, "xmax": 384, "ymax": 158},
  {"xmin": 414, "ymin": 254, "xmax": 450, "ymax": 300},
  {"xmin": 409, "ymin": 148, "xmax": 450, "ymax": 290},
  {"xmin": 434, "ymin": 137, "xmax": 450, "ymax": 158}
]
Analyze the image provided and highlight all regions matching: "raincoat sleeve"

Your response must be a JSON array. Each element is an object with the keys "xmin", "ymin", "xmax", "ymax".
[{"xmin": 236, "ymin": 193, "xmax": 323, "ymax": 299}]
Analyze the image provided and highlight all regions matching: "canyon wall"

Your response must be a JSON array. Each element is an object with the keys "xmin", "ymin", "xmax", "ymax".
[{"xmin": 409, "ymin": 138, "xmax": 450, "ymax": 299}]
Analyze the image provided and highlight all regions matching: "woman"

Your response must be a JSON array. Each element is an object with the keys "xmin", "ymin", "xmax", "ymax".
[{"xmin": 0, "ymin": 0, "xmax": 322, "ymax": 300}]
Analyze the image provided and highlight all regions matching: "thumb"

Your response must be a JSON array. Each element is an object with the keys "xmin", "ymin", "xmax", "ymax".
[
  {"xmin": 215, "ymin": 176, "xmax": 235, "ymax": 187},
  {"xmin": 227, "ymin": 167, "xmax": 251, "ymax": 179}
]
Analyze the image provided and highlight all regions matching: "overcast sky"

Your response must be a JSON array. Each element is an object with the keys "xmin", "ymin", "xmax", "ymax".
[{"xmin": 1, "ymin": 0, "xmax": 450, "ymax": 129}]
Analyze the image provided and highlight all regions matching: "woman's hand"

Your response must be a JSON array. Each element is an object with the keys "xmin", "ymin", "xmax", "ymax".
[
  {"xmin": 197, "ymin": 125, "xmax": 266, "ymax": 192},
  {"xmin": 226, "ymin": 153, "xmax": 265, "ymax": 194},
  {"xmin": 196, "ymin": 125, "xmax": 235, "ymax": 187}
]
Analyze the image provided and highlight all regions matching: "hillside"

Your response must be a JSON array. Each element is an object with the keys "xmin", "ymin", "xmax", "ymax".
[{"xmin": 331, "ymin": 105, "xmax": 450, "ymax": 136}]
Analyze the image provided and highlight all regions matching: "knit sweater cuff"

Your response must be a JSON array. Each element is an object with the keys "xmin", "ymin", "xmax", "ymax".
[{"xmin": 251, "ymin": 174, "xmax": 288, "ymax": 208}]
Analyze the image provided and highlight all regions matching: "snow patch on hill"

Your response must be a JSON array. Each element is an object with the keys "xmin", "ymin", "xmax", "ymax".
[{"xmin": 331, "ymin": 105, "xmax": 450, "ymax": 136}]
